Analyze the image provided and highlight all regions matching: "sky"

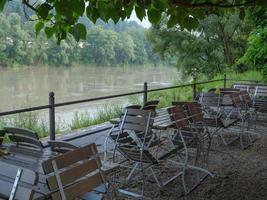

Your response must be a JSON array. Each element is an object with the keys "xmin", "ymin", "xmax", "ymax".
[{"xmin": 129, "ymin": 11, "xmax": 151, "ymax": 28}]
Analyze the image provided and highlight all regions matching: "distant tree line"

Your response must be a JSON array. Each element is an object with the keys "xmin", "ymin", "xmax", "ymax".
[{"xmin": 0, "ymin": 11, "xmax": 159, "ymax": 67}]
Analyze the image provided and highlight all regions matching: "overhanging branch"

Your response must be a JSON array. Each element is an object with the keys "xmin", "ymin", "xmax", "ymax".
[
  {"xmin": 171, "ymin": 0, "xmax": 256, "ymax": 8},
  {"xmin": 22, "ymin": 0, "xmax": 38, "ymax": 12}
]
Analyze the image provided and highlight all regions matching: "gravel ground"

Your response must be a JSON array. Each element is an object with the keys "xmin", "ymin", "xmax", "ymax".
[{"xmin": 110, "ymin": 122, "xmax": 267, "ymax": 200}]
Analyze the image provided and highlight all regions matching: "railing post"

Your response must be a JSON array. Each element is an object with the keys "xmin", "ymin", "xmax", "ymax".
[
  {"xmin": 192, "ymin": 78, "xmax": 197, "ymax": 100},
  {"xmin": 224, "ymin": 74, "xmax": 227, "ymax": 88},
  {"xmin": 143, "ymin": 82, "xmax": 148, "ymax": 104},
  {"xmin": 49, "ymin": 92, "xmax": 55, "ymax": 140}
]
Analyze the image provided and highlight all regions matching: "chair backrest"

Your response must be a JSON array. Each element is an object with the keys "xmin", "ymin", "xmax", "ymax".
[
  {"xmin": 48, "ymin": 141, "xmax": 78, "ymax": 154},
  {"xmin": 167, "ymin": 106, "xmax": 189, "ymax": 129},
  {"xmin": 232, "ymin": 83, "xmax": 257, "ymax": 97},
  {"xmin": 208, "ymin": 88, "xmax": 217, "ymax": 93},
  {"xmin": 0, "ymin": 161, "xmax": 38, "ymax": 200},
  {"xmin": 116, "ymin": 108, "xmax": 158, "ymax": 164},
  {"xmin": 230, "ymin": 92, "xmax": 244, "ymax": 108},
  {"xmin": 232, "ymin": 83, "xmax": 251, "ymax": 92},
  {"xmin": 4, "ymin": 126, "xmax": 43, "ymax": 151},
  {"xmin": 240, "ymin": 91, "xmax": 253, "ymax": 107},
  {"xmin": 42, "ymin": 143, "xmax": 107, "ymax": 200},
  {"xmin": 142, "ymin": 100, "xmax": 159, "ymax": 111},
  {"xmin": 219, "ymin": 88, "xmax": 240, "ymax": 94},
  {"xmin": 120, "ymin": 108, "xmax": 155, "ymax": 137},
  {"xmin": 199, "ymin": 93, "xmax": 221, "ymax": 108},
  {"xmin": 184, "ymin": 102, "xmax": 204, "ymax": 123},
  {"xmin": 172, "ymin": 101, "xmax": 189, "ymax": 106},
  {"xmin": 124, "ymin": 104, "xmax": 142, "ymax": 110},
  {"xmin": 255, "ymin": 85, "xmax": 267, "ymax": 97},
  {"xmin": 219, "ymin": 88, "xmax": 240, "ymax": 106}
]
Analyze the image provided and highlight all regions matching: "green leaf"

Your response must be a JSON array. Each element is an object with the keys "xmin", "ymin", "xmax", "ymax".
[
  {"xmin": 73, "ymin": 0, "xmax": 85, "ymax": 16},
  {"xmin": 239, "ymin": 8, "xmax": 245, "ymax": 20},
  {"xmin": 147, "ymin": 8, "xmax": 161, "ymax": 24},
  {"xmin": 54, "ymin": 0, "xmax": 73, "ymax": 17},
  {"xmin": 86, "ymin": 6, "xmax": 98, "ymax": 23},
  {"xmin": 70, "ymin": 23, "xmax": 87, "ymax": 41},
  {"xmin": 167, "ymin": 15, "xmax": 177, "ymax": 28},
  {"xmin": 0, "ymin": 0, "xmax": 6, "ymax": 12},
  {"xmin": 153, "ymin": 0, "xmax": 166, "ymax": 11},
  {"xmin": 35, "ymin": 21, "xmax": 44, "ymax": 35},
  {"xmin": 0, "ymin": 0, "xmax": 7, "ymax": 12},
  {"xmin": 135, "ymin": 6, "xmax": 146, "ymax": 21},
  {"xmin": 186, "ymin": 16, "xmax": 199, "ymax": 31},
  {"xmin": 38, "ymin": 3, "xmax": 52, "ymax": 19},
  {"xmin": 44, "ymin": 26, "xmax": 55, "ymax": 38}
]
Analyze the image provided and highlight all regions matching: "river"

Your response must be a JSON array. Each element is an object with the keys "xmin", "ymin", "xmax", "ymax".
[{"xmin": 0, "ymin": 66, "xmax": 179, "ymax": 125}]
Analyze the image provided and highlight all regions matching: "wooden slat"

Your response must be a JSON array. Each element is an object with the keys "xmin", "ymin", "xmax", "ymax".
[
  {"xmin": 8, "ymin": 134, "xmax": 43, "ymax": 149},
  {"xmin": 220, "ymin": 88, "xmax": 240, "ymax": 94},
  {"xmin": 42, "ymin": 143, "xmax": 98, "ymax": 174},
  {"xmin": 126, "ymin": 108, "xmax": 153, "ymax": 118},
  {"xmin": 230, "ymin": 93, "xmax": 243, "ymax": 107},
  {"xmin": 143, "ymin": 100, "xmax": 159, "ymax": 107},
  {"xmin": 142, "ymin": 105, "xmax": 157, "ymax": 111},
  {"xmin": 200, "ymin": 93, "xmax": 221, "ymax": 107},
  {"xmin": 0, "ymin": 161, "xmax": 38, "ymax": 185},
  {"xmin": 118, "ymin": 146, "xmax": 157, "ymax": 164},
  {"xmin": 4, "ymin": 127, "xmax": 39, "ymax": 139},
  {"xmin": 0, "ymin": 179, "xmax": 34, "ymax": 200},
  {"xmin": 124, "ymin": 115, "xmax": 151, "ymax": 125},
  {"xmin": 167, "ymin": 106, "xmax": 189, "ymax": 128},
  {"xmin": 48, "ymin": 141, "xmax": 78, "ymax": 153},
  {"xmin": 47, "ymin": 158, "xmax": 100, "ymax": 190},
  {"xmin": 123, "ymin": 123, "xmax": 148, "ymax": 132},
  {"xmin": 51, "ymin": 173, "xmax": 103, "ymax": 200}
]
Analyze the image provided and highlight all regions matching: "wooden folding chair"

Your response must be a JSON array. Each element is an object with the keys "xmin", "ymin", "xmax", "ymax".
[
  {"xmin": 42, "ymin": 143, "xmax": 114, "ymax": 200},
  {"xmin": 167, "ymin": 105, "xmax": 213, "ymax": 194},
  {"xmin": 4, "ymin": 126, "xmax": 43, "ymax": 151},
  {"xmin": 199, "ymin": 92, "xmax": 240, "ymax": 145},
  {"xmin": 112, "ymin": 108, "xmax": 192, "ymax": 198},
  {"xmin": 0, "ymin": 161, "xmax": 38, "ymax": 200},
  {"xmin": 104, "ymin": 107, "xmax": 158, "ymax": 163},
  {"xmin": 184, "ymin": 102, "xmax": 212, "ymax": 162}
]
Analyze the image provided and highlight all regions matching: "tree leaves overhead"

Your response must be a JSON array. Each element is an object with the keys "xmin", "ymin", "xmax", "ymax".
[
  {"xmin": 70, "ymin": 23, "xmax": 87, "ymax": 41},
  {"xmin": 0, "ymin": 0, "xmax": 7, "ymax": 11},
  {"xmin": 0, "ymin": 0, "xmax": 263, "ymax": 42}
]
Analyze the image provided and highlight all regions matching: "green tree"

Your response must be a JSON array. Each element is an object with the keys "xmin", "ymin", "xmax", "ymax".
[
  {"xmin": 115, "ymin": 33, "xmax": 135, "ymax": 65},
  {"xmin": 147, "ymin": 12, "xmax": 249, "ymax": 78},
  {"xmin": 239, "ymin": 7, "xmax": 267, "ymax": 81}
]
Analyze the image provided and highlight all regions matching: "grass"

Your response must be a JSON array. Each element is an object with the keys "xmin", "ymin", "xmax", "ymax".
[
  {"xmin": 69, "ymin": 104, "xmax": 123, "ymax": 130},
  {"xmin": 0, "ymin": 112, "xmax": 49, "ymax": 138}
]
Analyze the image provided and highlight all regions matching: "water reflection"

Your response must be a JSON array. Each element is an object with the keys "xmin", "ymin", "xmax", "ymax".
[{"xmin": 0, "ymin": 66, "xmax": 178, "ymax": 123}]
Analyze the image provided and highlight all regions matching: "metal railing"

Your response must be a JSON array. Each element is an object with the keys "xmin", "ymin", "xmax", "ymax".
[{"xmin": 0, "ymin": 74, "xmax": 263, "ymax": 140}]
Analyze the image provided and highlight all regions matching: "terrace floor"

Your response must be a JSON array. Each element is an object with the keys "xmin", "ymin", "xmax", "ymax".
[{"xmin": 53, "ymin": 120, "xmax": 267, "ymax": 200}]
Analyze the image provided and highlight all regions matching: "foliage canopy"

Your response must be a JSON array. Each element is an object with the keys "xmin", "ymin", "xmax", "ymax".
[
  {"xmin": 0, "ymin": 0, "xmax": 265, "ymax": 42},
  {"xmin": 147, "ymin": 12, "xmax": 250, "ymax": 78}
]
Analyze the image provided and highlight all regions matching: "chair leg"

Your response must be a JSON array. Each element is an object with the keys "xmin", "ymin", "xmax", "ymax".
[{"xmin": 126, "ymin": 162, "xmax": 139, "ymax": 182}]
